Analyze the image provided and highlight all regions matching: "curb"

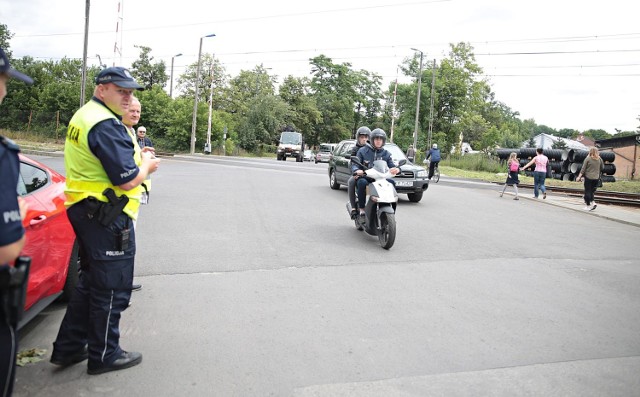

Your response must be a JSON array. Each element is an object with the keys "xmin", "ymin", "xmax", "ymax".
[{"xmin": 514, "ymin": 193, "xmax": 640, "ymax": 229}]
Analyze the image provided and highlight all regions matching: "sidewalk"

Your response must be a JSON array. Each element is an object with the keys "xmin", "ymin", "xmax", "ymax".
[{"xmin": 501, "ymin": 190, "xmax": 640, "ymax": 228}]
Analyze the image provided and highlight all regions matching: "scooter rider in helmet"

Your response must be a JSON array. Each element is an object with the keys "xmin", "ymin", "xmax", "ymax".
[
  {"xmin": 352, "ymin": 128, "xmax": 399, "ymax": 222},
  {"xmin": 347, "ymin": 126, "xmax": 371, "ymax": 219}
]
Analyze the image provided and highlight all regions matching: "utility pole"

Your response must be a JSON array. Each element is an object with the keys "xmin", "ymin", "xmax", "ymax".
[
  {"xmin": 410, "ymin": 49, "xmax": 424, "ymax": 151},
  {"xmin": 80, "ymin": 0, "xmax": 90, "ymax": 107},
  {"xmin": 389, "ymin": 68, "xmax": 398, "ymax": 143},
  {"xmin": 427, "ymin": 59, "xmax": 436, "ymax": 149}
]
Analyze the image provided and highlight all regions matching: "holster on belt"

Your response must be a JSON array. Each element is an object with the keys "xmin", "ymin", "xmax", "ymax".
[
  {"xmin": 98, "ymin": 188, "xmax": 129, "ymax": 226},
  {"xmin": 0, "ymin": 257, "xmax": 31, "ymax": 327}
]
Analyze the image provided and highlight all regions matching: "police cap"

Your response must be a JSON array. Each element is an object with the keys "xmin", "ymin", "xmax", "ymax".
[
  {"xmin": 95, "ymin": 67, "xmax": 144, "ymax": 90},
  {"xmin": 0, "ymin": 47, "xmax": 33, "ymax": 84}
]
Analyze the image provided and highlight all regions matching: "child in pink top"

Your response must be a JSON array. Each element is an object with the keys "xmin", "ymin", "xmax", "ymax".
[{"xmin": 500, "ymin": 152, "xmax": 520, "ymax": 200}]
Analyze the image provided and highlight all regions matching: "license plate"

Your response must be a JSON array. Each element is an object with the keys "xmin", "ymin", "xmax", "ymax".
[{"xmin": 395, "ymin": 181, "xmax": 413, "ymax": 187}]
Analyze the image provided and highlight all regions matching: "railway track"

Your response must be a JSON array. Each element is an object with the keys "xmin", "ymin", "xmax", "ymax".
[{"xmin": 518, "ymin": 184, "xmax": 640, "ymax": 207}]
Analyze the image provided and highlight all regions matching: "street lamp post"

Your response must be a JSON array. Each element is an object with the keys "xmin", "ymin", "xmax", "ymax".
[
  {"xmin": 190, "ymin": 33, "xmax": 215, "ymax": 155},
  {"xmin": 169, "ymin": 52, "xmax": 182, "ymax": 98},
  {"xmin": 204, "ymin": 60, "xmax": 215, "ymax": 154},
  {"xmin": 410, "ymin": 48, "xmax": 424, "ymax": 152}
]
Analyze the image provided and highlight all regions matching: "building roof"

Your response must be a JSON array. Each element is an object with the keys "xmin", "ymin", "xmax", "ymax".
[
  {"xmin": 596, "ymin": 133, "xmax": 640, "ymax": 148},
  {"xmin": 522, "ymin": 133, "xmax": 588, "ymax": 150}
]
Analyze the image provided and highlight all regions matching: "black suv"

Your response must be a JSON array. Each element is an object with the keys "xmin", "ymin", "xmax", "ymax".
[{"xmin": 328, "ymin": 140, "xmax": 429, "ymax": 202}]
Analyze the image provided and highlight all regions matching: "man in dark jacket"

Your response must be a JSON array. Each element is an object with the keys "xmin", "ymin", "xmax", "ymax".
[
  {"xmin": 352, "ymin": 128, "xmax": 399, "ymax": 222},
  {"xmin": 425, "ymin": 143, "xmax": 441, "ymax": 180},
  {"xmin": 136, "ymin": 126, "xmax": 153, "ymax": 149},
  {"xmin": 347, "ymin": 126, "xmax": 370, "ymax": 219}
]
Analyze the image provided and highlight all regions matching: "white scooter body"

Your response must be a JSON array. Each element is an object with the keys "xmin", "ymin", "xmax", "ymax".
[{"xmin": 346, "ymin": 159, "xmax": 401, "ymax": 249}]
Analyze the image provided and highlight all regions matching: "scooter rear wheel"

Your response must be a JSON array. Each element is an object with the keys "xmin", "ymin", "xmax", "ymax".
[{"xmin": 378, "ymin": 212, "xmax": 396, "ymax": 249}]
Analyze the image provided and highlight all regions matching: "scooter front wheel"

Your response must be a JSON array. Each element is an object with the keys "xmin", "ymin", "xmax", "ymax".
[{"xmin": 378, "ymin": 212, "xmax": 396, "ymax": 249}]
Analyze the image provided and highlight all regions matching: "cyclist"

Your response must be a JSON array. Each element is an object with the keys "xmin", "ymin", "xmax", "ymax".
[
  {"xmin": 352, "ymin": 128, "xmax": 399, "ymax": 222},
  {"xmin": 347, "ymin": 126, "xmax": 371, "ymax": 219},
  {"xmin": 425, "ymin": 143, "xmax": 441, "ymax": 180}
]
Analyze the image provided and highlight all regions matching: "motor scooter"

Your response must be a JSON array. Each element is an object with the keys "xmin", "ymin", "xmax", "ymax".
[{"xmin": 346, "ymin": 157, "xmax": 405, "ymax": 250}]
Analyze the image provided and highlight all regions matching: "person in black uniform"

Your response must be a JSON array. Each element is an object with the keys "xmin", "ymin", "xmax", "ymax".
[
  {"xmin": 50, "ymin": 67, "xmax": 159, "ymax": 375},
  {"xmin": 0, "ymin": 47, "xmax": 33, "ymax": 397}
]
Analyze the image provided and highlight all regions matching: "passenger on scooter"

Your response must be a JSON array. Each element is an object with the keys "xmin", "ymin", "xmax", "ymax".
[
  {"xmin": 352, "ymin": 128, "xmax": 399, "ymax": 222},
  {"xmin": 348, "ymin": 126, "xmax": 371, "ymax": 220}
]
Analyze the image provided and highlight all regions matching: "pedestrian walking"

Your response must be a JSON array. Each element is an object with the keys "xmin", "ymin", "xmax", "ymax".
[
  {"xmin": 406, "ymin": 145, "xmax": 415, "ymax": 162},
  {"xmin": 577, "ymin": 147, "xmax": 604, "ymax": 211},
  {"xmin": 500, "ymin": 152, "xmax": 520, "ymax": 200},
  {"xmin": 521, "ymin": 148, "xmax": 549, "ymax": 199}
]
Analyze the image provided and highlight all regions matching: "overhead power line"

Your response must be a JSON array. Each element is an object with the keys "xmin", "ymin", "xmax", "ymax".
[{"xmin": 14, "ymin": 0, "xmax": 451, "ymax": 37}]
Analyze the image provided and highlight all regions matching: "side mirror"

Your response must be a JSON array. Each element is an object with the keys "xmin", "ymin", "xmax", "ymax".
[{"xmin": 398, "ymin": 159, "xmax": 407, "ymax": 167}]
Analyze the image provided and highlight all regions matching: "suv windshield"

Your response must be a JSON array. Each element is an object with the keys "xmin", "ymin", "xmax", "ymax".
[{"xmin": 384, "ymin": 144, "xmax": 407, "ymax": 164}]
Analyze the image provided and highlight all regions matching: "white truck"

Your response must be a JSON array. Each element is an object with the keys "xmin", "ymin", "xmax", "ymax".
[{"xmin": 276, "ymin": 131, "xmax": 304, "ymax": 162}]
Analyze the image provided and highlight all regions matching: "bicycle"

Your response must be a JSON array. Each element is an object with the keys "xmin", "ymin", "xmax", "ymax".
[
  {"xmin": 423, "ymin": 159, "xmax": 440, "ymax": 183},
  {"xmin": 432, "ymin": 163, "xmax": 440, "ymax": 183}
]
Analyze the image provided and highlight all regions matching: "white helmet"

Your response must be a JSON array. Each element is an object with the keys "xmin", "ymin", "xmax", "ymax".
[{"xmin": 432, "ymin": 143, "xmax": 438, "ymax": 149}]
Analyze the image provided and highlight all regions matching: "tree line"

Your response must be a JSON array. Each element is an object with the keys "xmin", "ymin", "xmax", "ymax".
[{"xmin": 1, "ymin": 24, "xmax": 638, "ymax": 156}]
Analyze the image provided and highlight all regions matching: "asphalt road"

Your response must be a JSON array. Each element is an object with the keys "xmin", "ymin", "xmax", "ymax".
[{"xmin": 14, "ymin": 155, "xmax": 640, "ymax": 396}]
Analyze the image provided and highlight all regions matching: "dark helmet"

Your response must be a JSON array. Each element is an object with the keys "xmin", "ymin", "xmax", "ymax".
[
  {"xmin": 370, "ymin": 128, "xmax": 387, "ymax": 146},
  {"xmin": 356, "ymin": 126, "xmax": 371, "ymax": 139}
]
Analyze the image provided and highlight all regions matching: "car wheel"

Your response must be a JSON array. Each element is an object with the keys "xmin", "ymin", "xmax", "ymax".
[
  {"xmin": 61, "ymin": 240, "xmax": 80, "ymax": 301},
  {"xmin": 329, "ymin": 169, "xmax": 340, "ymax": 190},
  {"xmin": 407, "ymin": 191, "xmax": 423, "ymax": 203}
]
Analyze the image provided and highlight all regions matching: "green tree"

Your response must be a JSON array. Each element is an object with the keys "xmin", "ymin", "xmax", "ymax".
[
  {"xmin": 279, "ymin": 76, "xmax": 321, "ymax": 146},
  {"xmin": 556, "ymin": 128, "xmax": 579, "ymax": 139},
  {"xmin": 223, "ymin": 66, "xmax": 274, "ymax": 118},
  {"xmin": 0, "ymin": 24, "xmax": 14, "ymax": 56},
  {"xmin": 176, "ymin": 54, "xmax": 228, "ymax": 105},
  {"xmin": 309, "ymin": 55, "xmax": 360, "ymax": 143},
  {"xmin": 583, "ymin": 129, "xmax": 612, "ymax": 141},
  {"xmin": 237, "ymin": 95, "xmax": 290, "ymax": 151},
  {"xmin": 551, "ymin": 139, "xmax": 568, "ymax": 149},
  {"xmin": 130, "ymin": 45, "xmax": 168, "ymax": 90},
  {"xmin": 533, "ymin": 124, "xmax": 557, "ymax": 136},
  {"xmin": 135, "ymin": 85, "xmax": 172, "ymax": 141},
  {"xmin": 352, "ymin": 69, "xmax": 384, "ymax": 135}
]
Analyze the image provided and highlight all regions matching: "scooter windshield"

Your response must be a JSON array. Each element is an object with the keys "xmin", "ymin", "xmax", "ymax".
[{"xmin": 371, "ymin": 160, "xmax": 389, "ymax": 174}]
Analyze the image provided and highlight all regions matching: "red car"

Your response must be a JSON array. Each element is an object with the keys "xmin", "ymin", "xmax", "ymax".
[{"xmin": 17, "ymin": 154, "xmax": 78, "ymax": 329}]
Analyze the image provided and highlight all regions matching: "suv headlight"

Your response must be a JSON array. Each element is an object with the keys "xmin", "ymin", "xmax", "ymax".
[{"xmin": 417, "ymin": 170, "xmax": 428, "ymax": 178}]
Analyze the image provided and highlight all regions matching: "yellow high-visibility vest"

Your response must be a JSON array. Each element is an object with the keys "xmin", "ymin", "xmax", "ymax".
[{"xmin": 64, "ymin": 100, "xmax": 142, "ymax": 220}]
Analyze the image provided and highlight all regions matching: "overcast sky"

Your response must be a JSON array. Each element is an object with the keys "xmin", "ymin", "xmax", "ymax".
[{"xmin": 2, "ymin": 0, "xmax": 639, "ymax": 134}]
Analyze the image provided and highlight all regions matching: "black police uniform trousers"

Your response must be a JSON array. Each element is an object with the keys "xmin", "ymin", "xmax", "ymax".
[
  {"xmin": 52, "ymin": 201, "xmax": 135, "ymax": 368},
  {"xmin": 0, "ymin": 296, "xmax": 17, "ymax": 397}
]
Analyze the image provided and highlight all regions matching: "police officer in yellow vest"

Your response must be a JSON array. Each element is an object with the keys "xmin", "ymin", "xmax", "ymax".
[{"xmin": 51, "ymin": 67, "xmax": 159, "ymax": 375}]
